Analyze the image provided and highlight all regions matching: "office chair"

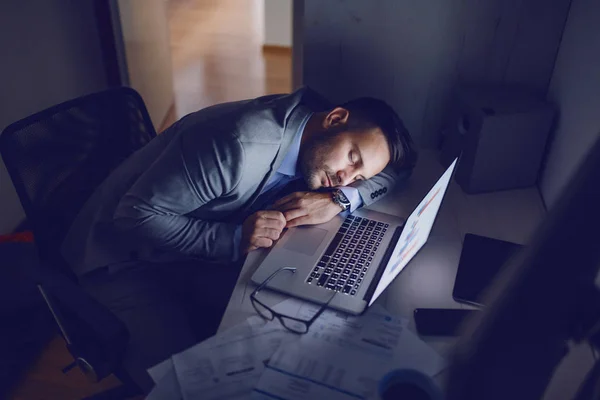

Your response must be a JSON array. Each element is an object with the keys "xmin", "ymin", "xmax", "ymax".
[{"xmin": 0, "ymin": 87, "xmax": 157, "ymax": 399}]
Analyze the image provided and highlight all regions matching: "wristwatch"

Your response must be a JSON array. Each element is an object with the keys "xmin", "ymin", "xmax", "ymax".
[{"xmin": 331, "ymin": 189, "xmax": 351, "ymax": 211}]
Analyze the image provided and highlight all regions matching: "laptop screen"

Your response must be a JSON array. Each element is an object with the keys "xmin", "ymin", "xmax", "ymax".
[{"xmin": 369, "ymin": 158, "xmax": 458, "ymax": 305}]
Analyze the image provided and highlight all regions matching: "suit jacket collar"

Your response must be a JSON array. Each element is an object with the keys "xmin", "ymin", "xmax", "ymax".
[
  {"xmin": 237, "ymin": 89, "xmax": 315, "ymax": 217},
  {"xmin": 267, "ymin": 88, "xmax": 316, "ymax": 181}
]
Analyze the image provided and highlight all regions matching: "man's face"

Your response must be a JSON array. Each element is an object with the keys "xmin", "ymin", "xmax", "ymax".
[{"xmin": 300, "ymin": 127, "xmax": 391, "ymax": 190}]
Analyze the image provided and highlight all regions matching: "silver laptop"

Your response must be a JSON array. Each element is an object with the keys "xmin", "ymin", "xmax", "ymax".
[{"xmin": 251, "ymin": 158, "xmax": 458, "ymax": 315}]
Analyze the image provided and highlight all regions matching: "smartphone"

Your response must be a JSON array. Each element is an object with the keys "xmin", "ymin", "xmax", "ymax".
[{"xmin": 414, "ymin": 308, "xmax": 480, "ymax": 336}]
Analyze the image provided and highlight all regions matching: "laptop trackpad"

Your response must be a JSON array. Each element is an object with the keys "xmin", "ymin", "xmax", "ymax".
[{"xmin": 283, "ymin": 227, "xmax": 328, "ymax": 256}]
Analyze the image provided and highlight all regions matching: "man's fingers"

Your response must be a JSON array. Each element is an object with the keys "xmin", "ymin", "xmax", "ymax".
[
  {"xmin": 255, "ymin": 215, "xmax": 286, "ymax": 230},
  {"xmin": 286, "ymin": 215, "xmax": 313, "ymax": 228},
  {"xmin": 283, "ymin": 208, "xmax": 307, "ymax": 222},
  {"xmin": 256, "ymin": 210, "xmax": 286, "ymax": 224},
  {"xmin": 255, "ymin": 227, "xmax": 282, "ymax": 241},
  {"xmin": 252, "ymin": 237, "xmax": 274, "ymax": 249}
]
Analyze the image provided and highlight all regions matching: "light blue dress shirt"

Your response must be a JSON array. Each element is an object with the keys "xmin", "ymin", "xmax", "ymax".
[{"xmin": 232, "ymin": 111, "xmax": 362, "ymax": 259}]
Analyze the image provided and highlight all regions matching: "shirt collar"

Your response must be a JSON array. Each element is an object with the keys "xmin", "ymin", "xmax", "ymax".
[{"xmin": 277, "ymin": 111, "xmax": 313, "ymax": 177}]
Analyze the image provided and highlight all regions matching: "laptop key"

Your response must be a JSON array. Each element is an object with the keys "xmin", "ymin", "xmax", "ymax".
[
  {"xmin": 325, "ymin": 268, "xmax": 333, "ymax": 274},
  {"xmin": 343, "ymin": 268, "xmax": 351, "ymax": 274},
  {"xmin": 310, "ymin": 272, "xmax": 317, "ymax": 278},
  {"xmin": 335, "ymin": 285, "xmax": 343, "ymax": 291},
  {"xmin": 363, "ymin": 267, "xmax": 368, "ymax": 272},
  {"xmin": 350, "ymin": 273, "xmax": 358, "ymax": 280},
  {"xmin": 317, "ymin": 274, "xmax": 329, "ymax": 286},
  {"xmin": 354, "ymin": 284, "xmax": 359, "ymax": 289},
  {"xmin": 307, "ymin": 278, "xmax": 313, "ymax": 283},
  {"xmin": 334, "ymin": 267, "xmax": 342, "ymax": 273},
  {"xmin": 324, "ymin": 233, "xmax": 344, "ymax": 257},
  {"xmin": 326, "ymin": 284, "xmax": 336, "ymax": 290},
  {"xmin": 348, "ymin": 279, "xmax": 355, "ymax": 285},
  {"xmin": 351, "ymin": 290, "xmax": 357, "ymax": 295},
  {"xmin": 357, "ymin": 278, "xmax": 362, "ymax": 283},
  {"xmin": 360, "ymin": 272, "xmax": 365, "ymax": 278},
  {"xmin": 331, "ymin": 273, "xmax": 339, "ymax": 279}
]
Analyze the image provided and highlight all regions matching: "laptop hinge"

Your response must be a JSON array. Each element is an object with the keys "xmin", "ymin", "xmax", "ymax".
[{"xmin": 363, "ymin": 225, "xmax": 403, "ymax": 304}]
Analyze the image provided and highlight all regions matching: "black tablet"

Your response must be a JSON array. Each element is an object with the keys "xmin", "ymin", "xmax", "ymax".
[{"xmin": 453, "ymin": 234, "xmax": 523, "ymax": 306}]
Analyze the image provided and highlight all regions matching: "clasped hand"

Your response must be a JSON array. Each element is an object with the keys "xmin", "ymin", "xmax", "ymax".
[{"xmin": 240, "ymin": 191, "xmax": 343, "ymax": 254}]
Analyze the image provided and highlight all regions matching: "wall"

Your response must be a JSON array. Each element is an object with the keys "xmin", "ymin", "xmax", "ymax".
[
  {"xmin": 302, "ymin": 0, "xmax": 571, "ymax": 147},
  {"xmin": 540, "ymin": 0, "xmax": 600, "ymax": 208},
  {"xmin": 117, "ymin": 0, "xmax": 174, "ymax": 128},
  {"xmin": 264, "ymin": 0, "xmax": 292, "ymax": 47},
  {"xmin": 0, "ymin": 0, "xmax": 108, "ymax": 234},
  {"xmin": 292, "ymin": 0, "xmax": 304, "ymax": 89}
]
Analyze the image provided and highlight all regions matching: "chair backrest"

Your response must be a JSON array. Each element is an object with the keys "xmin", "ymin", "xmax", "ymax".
[{"xmin": 0, "ymin": 87, "xmax": 156, "ymax": 274}]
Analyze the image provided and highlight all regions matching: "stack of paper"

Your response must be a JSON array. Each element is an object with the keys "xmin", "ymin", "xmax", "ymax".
[{"xmin": 147, "ymin": 300, "xmax": 446, "ymax": 400}]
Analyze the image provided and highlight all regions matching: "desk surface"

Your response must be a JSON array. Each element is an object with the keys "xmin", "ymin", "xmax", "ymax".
[{"xmin": 218, "ymin": 150, "xmax": 546, "ymax": 355}]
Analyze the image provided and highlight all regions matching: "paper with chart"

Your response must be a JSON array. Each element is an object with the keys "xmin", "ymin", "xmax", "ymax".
[
  {"xmin": 171, "ymin": 317, "xmax": 297, "ymax": 400},
  {"xmin": 252, "ymin": 299, "xmax": 445, "ymax": 400}
]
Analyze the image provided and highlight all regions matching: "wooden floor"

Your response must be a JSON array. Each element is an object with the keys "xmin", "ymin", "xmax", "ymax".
[
  {"xmin": 160, "ymin": 0, "xmax": 291, "ymax": 130},
  {"xmin": 9, "ymin": 1, "xmax": 290, "ymax": 398}
]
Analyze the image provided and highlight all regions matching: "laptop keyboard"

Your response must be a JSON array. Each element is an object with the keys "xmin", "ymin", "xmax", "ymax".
[{"xmin": 306, "ymin": 215, "xmax": 388, "ymax": 296}]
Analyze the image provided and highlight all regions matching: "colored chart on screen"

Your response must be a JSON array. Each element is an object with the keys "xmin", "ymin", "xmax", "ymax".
[{"xmin": 369, "ymin": 159, "xmax": 457, "ymax": 305}]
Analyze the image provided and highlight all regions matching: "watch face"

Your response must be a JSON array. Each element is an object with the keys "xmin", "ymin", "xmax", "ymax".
[{"xmin": 336, "ymin": 190, "xmax": 350, "ymax": 209}]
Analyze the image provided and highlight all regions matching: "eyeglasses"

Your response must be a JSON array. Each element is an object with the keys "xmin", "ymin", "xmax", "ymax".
[{"xmin": 250, "ymin": 267, "xmax": 337, "ymax": 334}]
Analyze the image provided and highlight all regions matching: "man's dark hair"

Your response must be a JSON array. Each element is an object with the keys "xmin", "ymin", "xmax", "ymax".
[{"xmin": 339, "ymin": 97, "xmax": 418, "ymax": 172}]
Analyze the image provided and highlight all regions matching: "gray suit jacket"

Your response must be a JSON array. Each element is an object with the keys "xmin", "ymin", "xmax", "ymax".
[{"xmin": 62, "ymin": 88, "xmax": 411, "ymax": 276}]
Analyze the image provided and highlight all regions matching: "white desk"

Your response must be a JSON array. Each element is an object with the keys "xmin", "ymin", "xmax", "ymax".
[
  {"xmin": 218, "ymin": 150, "xmax": 546, "ymax": 359},
  {"xmin": 153, "ymin": 151, "xmax": 596, "ymax": 399},
  {"xmin": 212, "ymin": 150, "xmax": 596, "ymax": 399}
]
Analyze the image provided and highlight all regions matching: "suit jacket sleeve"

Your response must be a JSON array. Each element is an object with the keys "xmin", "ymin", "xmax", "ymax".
[
  {"xmin": 350, "ymin": 165, "xmax": 413, "ymax": 207},
  {"xmin": 113, "ymin": 128, "xmax": 244, "ymax": 262}
]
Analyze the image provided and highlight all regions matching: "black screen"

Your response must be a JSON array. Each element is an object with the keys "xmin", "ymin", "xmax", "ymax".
[{"xmin": 453, "ymin": 234, "xmax": 523, "ymax": 306}]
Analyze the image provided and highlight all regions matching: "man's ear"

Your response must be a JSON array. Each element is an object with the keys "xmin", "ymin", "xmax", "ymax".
[{"xmin": 324, "ymin": 107, "xmax": 350, "ymax": 129}]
